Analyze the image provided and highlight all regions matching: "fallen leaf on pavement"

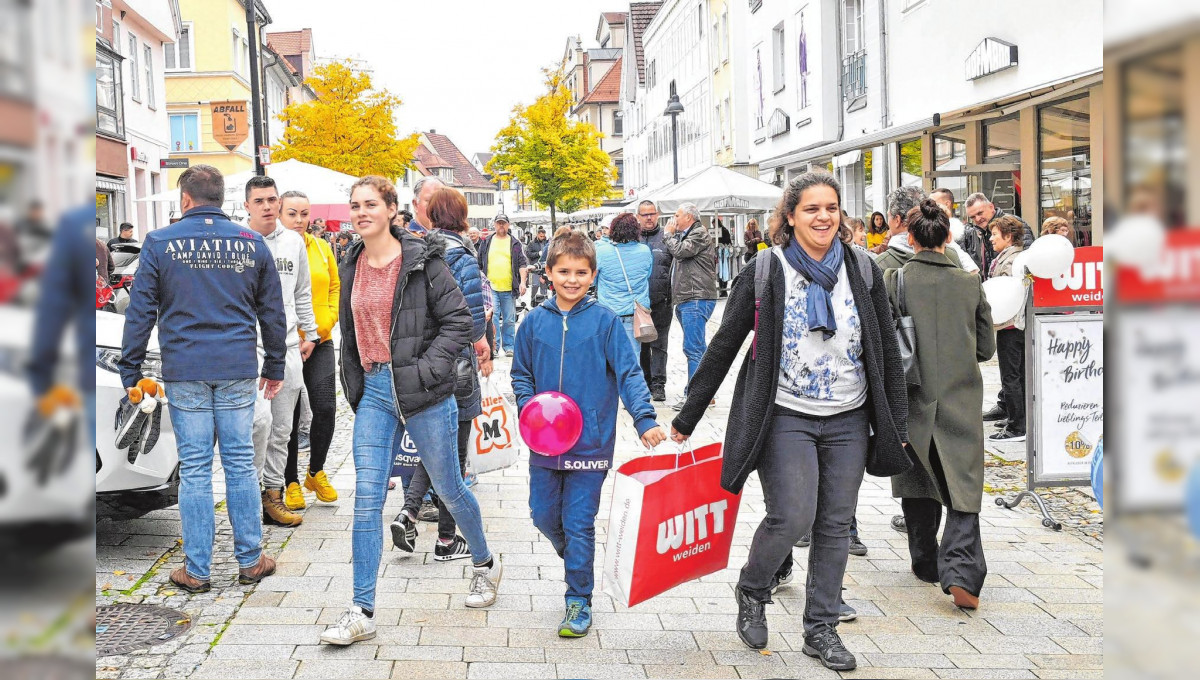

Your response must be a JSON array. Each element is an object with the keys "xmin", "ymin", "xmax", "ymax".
[
  {"xmin": 162, "ymin": 591, "xmax": 177, "ymax": 597},
  {"xmin": 113, "ymin": 571, "xmax": 126, "ymax": 576},
  {"xmin": 759, "ymin": 650, "xmax": 772, "ymax": 656}
]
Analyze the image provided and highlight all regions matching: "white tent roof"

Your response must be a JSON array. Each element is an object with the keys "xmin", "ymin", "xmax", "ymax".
[
  {"xmin": 568, "ymin": 205, "xmax": 624, "ymax": 220},
  {"xmin": 135, "ymin": 159, "xmax": 360, "ymax": 205},
  {"xmin": 631, "ymin": 165, "xmax": 783, "ymax": 214},
  {"xmin": 507, "ymin": 210, "xmax": 554, "ymax": 224}
]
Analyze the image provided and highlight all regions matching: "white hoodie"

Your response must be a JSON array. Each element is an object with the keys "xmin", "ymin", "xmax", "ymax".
[{"xmin": 257, "ymin": 221, "xmax": 318, "ymax": 351}]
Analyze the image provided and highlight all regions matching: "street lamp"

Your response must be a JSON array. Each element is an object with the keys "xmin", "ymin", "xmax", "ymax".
[{"xmin": 663, "ymin": 80, "xmax": 685, "ymax": 185}]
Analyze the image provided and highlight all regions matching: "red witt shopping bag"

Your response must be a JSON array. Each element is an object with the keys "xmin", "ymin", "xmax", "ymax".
[{"xmin": 602, "ymin": 442, "xmax": 742, "ymax": 607}]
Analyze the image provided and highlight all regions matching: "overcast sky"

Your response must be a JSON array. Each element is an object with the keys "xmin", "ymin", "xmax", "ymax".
[{"xmin": 269, "ymin": 0, "xmax": 621, "ymax": 158}]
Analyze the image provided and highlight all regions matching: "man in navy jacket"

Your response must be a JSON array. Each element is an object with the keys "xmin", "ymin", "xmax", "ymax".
[{"xmin": 120, "ymin": 165, "xmax": 288, "ymax": 594}]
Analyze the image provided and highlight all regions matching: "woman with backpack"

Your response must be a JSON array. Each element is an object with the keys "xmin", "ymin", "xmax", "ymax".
[{"xmin": 669, "ymin": 172, "xmax": 909, "ymax": 672}]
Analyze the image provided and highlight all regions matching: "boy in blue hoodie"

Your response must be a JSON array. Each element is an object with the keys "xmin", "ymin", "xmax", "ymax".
[{"xmin": 512, "ymin": 231, "xmax": 666, "ymax": 637}]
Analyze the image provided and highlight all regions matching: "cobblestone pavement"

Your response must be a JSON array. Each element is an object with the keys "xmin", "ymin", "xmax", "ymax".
[{"xmin": 97, "ymin": 300, "xmax": 1103, "ymax": 679}]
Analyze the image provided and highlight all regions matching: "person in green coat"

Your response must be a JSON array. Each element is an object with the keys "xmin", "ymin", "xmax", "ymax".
[{"xmin": 884, "ymin": 200, "xmax": 996, "ymax": 611}]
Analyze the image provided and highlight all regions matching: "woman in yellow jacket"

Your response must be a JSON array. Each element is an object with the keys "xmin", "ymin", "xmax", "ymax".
[{"xmin": 280, "ymin": 191, "xmax": 340, "ymax": 508}]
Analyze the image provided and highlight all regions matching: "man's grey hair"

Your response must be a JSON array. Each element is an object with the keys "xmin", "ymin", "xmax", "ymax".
[
  {"xmin": 678, "ymin": 202, "xmax": 701, "ymax": 222},
  {"xmin": 965, "ymin": 192, "xmax": 991, "ymax": 208},
  {"xmin": 412, "ymin": 176, "xmax": 445, "ymax": 201},
  {"xmin": 886, "ymin": 185, "xmax": 925, "ymax": 223}
]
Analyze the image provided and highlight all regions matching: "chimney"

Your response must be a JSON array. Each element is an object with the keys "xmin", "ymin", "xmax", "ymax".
[{"xmin": 430, "ymin": 129, "xmax": 436, "ymax": 134}]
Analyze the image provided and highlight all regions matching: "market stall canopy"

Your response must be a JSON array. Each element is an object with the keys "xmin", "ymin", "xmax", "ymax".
[
  {"xmin": 632, "ymin": 165, "xmax": 783, "ymax": 214},
  {"xmin": 568, "ymin": 205, "xmax": 624, "ymax": 221},
  {"xmin": 135, "ymin": 159, "xmax": 358, "ymax": 220},
  {"xmin": 508, "ymin": 210, "xmax": 554, "ymax": 224}
]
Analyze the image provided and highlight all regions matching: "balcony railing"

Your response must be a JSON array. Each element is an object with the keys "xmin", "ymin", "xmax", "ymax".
[{"xmin": 842, "ymin": 50, "xmax": 867, "ymax": 102}]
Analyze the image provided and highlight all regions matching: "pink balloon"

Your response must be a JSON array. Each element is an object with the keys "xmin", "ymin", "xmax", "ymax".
[{"xmin": 519, "ymin": 391, "xmax": 583, "ymax": 457}]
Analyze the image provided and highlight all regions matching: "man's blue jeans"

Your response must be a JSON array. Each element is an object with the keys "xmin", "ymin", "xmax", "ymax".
[
  {"xmin": 528, "ymin": 465, "xmax": 608, "ymax": 604},
  {"xmin": 164, "ymin": 379, "xmax": 262, "ymax": 581},
  {"xmin": 351, "ymin": 366, "xmax": 492, "ymax": 611},
  {"xmin": 493, "ymin": 289, "xmax": 517, "ymax": 351},
  {"xmin": 675, "ymin": 299, "xmax": 715, "ymax": 389}
]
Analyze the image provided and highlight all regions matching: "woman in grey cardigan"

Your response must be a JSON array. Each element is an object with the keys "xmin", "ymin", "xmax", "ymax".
[{"xmin": 885, "ymin": 200, "xmax": 995, "ymax": 610}]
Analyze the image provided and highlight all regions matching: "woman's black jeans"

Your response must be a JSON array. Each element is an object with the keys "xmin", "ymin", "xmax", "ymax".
[
  {"xmin": 739, "ymin": 405, "xmax": 869, "ymax": 635},
  {"xmin": 286, "ymin": 339, "xmax": 337, "ymax": 484},
  {"xmin": 996, "ymin": 328, "xmax": 1026, "ymax": 433}
]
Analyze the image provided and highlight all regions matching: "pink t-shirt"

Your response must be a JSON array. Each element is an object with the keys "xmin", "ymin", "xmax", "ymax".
[{"xmin": 352, "ymin": 252, "xmax": 403, "ymax": 370}]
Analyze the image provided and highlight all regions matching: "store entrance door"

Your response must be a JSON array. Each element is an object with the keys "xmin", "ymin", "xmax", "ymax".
[{"xmin": 929, "ymin": 164, "xmax": 1024, "ymax": 221}]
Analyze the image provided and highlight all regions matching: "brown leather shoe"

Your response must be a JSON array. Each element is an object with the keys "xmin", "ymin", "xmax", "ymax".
[
  {"xmin": 169, "ymin": 566, "xmax": 211, "ymax": 594},
  {"xmin": 262, "ymin": 489, "xmax": 302, "ymax": 526},
  {"xmin": 238, "ymin": 555, "xmax": 277, "ymax": 585},
  {"xmin": 949, "ymin": 586, "xmax": 979, "ymax": 610}
]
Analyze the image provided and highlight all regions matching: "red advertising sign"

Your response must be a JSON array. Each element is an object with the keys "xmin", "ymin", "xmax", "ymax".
[
  {"xmin": 1033, "ymin": 246, "xmax": 1104, "ymax": 308},
  {"xmin": 1116, "ymin": 230, "xmax": 1200, "ymax": 303}
]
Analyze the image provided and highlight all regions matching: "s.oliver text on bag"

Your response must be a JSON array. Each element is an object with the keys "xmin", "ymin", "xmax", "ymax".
[{"xmin": 657, "ymin": 499, "xmax": 729, "ymax": 562}]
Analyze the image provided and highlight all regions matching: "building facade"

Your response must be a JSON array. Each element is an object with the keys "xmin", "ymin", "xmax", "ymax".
[
  {"xmin": 106, "ymin": 0, "xmax": 180, "ymax": 239},
  {"xmin": 163, "ymin": 0, "xmax": 271, "ymax": 189},
  {"xmin": 750, "ymin": 0, "xmax": 1102, "ymax": 244},
  {"xmin": 409, "ymin": 131, "xmax": 498, "ymax": 231},
  {"xmin": 622, "ymin": 0, "xmax": 715, "ymax": 200}
]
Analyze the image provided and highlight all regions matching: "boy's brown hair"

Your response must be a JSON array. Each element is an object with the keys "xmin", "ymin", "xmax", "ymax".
[{"xmin": 546, "ymin": 230, "xmax": 597, "ymax": 270}]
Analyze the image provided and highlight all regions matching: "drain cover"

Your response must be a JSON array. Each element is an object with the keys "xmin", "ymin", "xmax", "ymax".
[{"xmin": 96, "ymin": 604, "xmax": 192, "ymax": 657}]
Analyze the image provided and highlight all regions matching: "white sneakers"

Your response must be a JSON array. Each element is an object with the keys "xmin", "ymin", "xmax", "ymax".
[
  {"xmin": 320, "ymin": 606, "xmax": 376, "ymax": 646},
  {"xmin": 465, "ymin": 556, "xmax": 504, "ymax": 608}
]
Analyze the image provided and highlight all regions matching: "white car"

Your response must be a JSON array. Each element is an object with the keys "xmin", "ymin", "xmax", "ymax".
[
  {"xmin": 95, "ymin": 310, "xmax": 179, "ymax": 493},
  {"xmin": 0, "ymin": 306, "xmax": 92, "ymax": 552}
]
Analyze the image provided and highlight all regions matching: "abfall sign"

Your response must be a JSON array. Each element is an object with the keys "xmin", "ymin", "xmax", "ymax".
[{"xmin": 1033, "ymin": 246, "xmax": 1104, "ymax": 308}]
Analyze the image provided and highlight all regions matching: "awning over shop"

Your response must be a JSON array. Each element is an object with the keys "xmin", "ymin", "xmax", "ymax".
[
  {"xmin": 758, "ymin": 115, "xmax": 939, "ymax": 170},
  {"xmin": 135, "ymin": 159, "xmax": 360, "ymax": 209}
]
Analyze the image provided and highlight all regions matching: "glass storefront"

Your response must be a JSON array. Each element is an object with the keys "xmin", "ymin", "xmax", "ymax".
[
  {"xmin": 933, "ymin": 127, "xmax": 968, "ymax": 217},
  {"xmin": 97, "ymin": 191, "xmax": 114, "ymax": 239},
  {"xmin": 1039, "ymin": 95, "xmax": 1093, "ymax": 245},
  {"xmin": 899, "ymin": 138, "xmax": 922, "ymax": 187},
  {"xmin": 1122, "ymin": 47, "xmax": 1186, "ymax": 228},
  {"xmin": 982, "ymin": 115, "xmax": 1022, "ymax": 215}
]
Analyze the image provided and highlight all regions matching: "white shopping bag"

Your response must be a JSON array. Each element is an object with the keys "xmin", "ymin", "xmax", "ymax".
[{"xmin": 467, "ymin": 376, "xmax": 522, "ymax": 475}]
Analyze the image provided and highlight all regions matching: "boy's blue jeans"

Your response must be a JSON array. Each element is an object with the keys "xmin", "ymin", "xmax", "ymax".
[
  {"xmin": 528, "ymin": 465, "xmax": 608, "ymax": 604},
  {"xmin": 675, "ymin": 299, "xmax": 715, "ymax": 388},
  {"xmin": 352, "ymin": 366, "xmax": 492, "ymax": 611},
  {"xmin": 165, "ymin": 379, "xmax": 263, "ymax": 581}
]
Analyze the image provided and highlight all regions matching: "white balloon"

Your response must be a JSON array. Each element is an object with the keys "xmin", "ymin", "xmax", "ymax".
[
  {"xmin": 1012, "ymin": 250, "xmax": 1032, "ymax": 278},
  {"xmin": 1025, "ymin": 234, "xmax": 1075, "ymax": 278},
  {"xmin": 982, "ymin": 276, "xmax": 1025, "ymax": 326},
  {"xmin": 1107, "ymin": 214, "xmax": 1167, "ymax": 268}
]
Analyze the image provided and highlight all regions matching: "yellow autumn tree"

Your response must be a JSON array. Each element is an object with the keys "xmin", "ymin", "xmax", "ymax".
[
  {"xmin": 272, "ymin": 60, "xmax": 418, "ymax": 180},
  {"xmin": 487, "ymin": 65, "xmax": 618, "ymax": 227}
]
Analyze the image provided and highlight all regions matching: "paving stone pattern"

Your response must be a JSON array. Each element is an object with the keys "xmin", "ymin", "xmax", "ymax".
[{"xmin": 97, "ymin": 301, "xmax": 1103, "ymax": 679}]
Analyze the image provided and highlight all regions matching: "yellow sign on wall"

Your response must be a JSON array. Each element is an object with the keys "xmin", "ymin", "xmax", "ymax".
[{"xmin": 210, "ymin": 100, "xmax": 250, "ymax": 151}]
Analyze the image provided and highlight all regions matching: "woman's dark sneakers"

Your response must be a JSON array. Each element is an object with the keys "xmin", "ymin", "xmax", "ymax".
[
  {"xmin": 802, "ymin": 627, "xmax": 857, "ymax": 671},
  {"xmin": 390, "ymin": 514, "xmax": 418, "ymax": 553},
  {"xmin": 434, "ymin": 535, "xmax": 472, "ymax": 562},
  {"xmin": 848, "ymin": 535, "xmax": 868, "ymax": 556},
  {"xmin": 734, "ymin": 587, "xmax": 769, "ymax": 649}
]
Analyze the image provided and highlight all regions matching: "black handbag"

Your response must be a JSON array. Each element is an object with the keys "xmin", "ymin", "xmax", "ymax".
[{"xmin": 894, "ymin": 268, "xmax": 921, "ymax": 387}]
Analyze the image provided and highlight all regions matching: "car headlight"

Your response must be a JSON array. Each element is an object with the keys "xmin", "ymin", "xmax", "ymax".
[{"xmin": 96, "ymin": 348, "xmax": 162, "ymax": 378}]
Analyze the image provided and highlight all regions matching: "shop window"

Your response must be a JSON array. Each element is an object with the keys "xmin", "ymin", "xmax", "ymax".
[
  {"xmin": 96, "ymin": 49, "xmax": 124, "ymax": 138},
  {"xmin": 898, "ymin": 138, "xmax": 922, "ymax": 187},
  {"xmin": 169, "ymin": 112, "xmax": 199, "ymax": 152},
  {"xmin": 984, "ymin": 114, "xmax": 1020, "ymax": 162},
  {"xmin": 1039, "ymin": 95, "xmax": 1092, "ymax": 245},
  {"xmin": 1123, "ymin": 47, "xmax": 1186, "ymax": 228},
  {"xmin": 982, "ymin": 115, "xmax": 1022, "ymax": 215}
]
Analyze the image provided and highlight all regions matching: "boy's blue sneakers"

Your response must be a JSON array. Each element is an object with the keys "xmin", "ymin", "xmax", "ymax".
[{"xmin": 558, "ymin": 597, "xmax": 592, "ymax": 637}]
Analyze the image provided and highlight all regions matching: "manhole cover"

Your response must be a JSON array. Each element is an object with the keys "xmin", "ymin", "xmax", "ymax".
[{"xmin": 95, "ymin": 604, "xmax": 192, "ymax": 657}]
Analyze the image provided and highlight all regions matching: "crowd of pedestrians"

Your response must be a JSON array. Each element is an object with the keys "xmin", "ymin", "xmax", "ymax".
[{"xmin": 115, "ymin": 162, "xmax": 1063, "ymax": 672}]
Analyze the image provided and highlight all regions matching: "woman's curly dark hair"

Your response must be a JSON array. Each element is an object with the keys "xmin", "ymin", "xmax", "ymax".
[
  {"xmin": 768, "ymin": 171, "xmax": 843, "ymax": 246},
  {"xmin": 609, "ymin": 213, "xmax": 641, "ymax": 244}
]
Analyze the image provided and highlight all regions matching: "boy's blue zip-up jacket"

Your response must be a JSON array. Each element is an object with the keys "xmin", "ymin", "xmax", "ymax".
[
  {"xmin": 119, "ymin": 205, "xmax": 288, "ymax": 388},
  {"xmin": 511, "ymin": 295, "xmax": 658, "ymax": 472}
]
